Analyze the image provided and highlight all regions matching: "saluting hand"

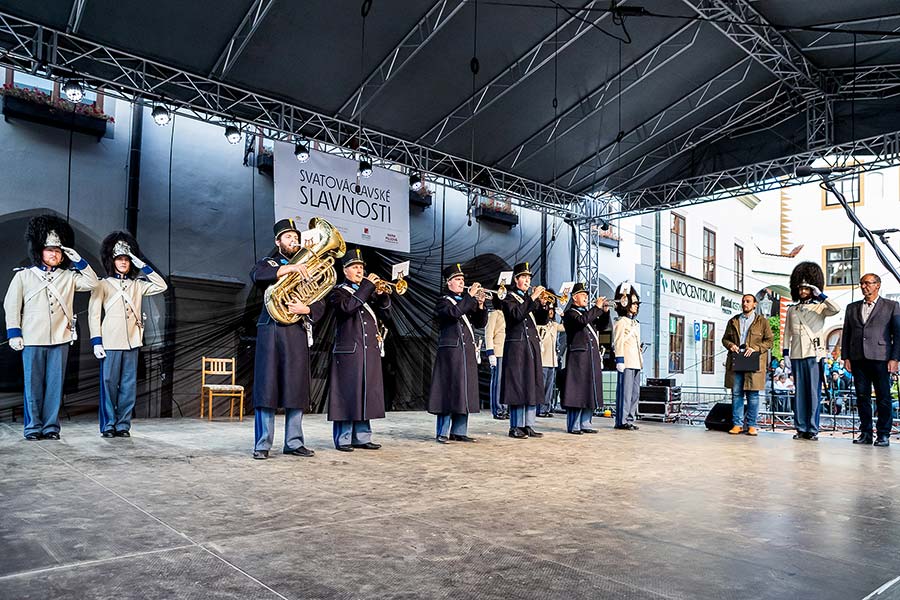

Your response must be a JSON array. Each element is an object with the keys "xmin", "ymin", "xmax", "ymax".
[
  {"xmin": 60, "ymin": 246, "xmax": 82, "ymax": 263},
  {"xmin": 128, "ymin": 252, "xmax": 145, "ymax": 269}
]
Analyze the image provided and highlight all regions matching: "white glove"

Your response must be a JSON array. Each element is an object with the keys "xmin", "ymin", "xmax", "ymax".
[
  {"xmin": 616, "ymin": 362, "xmax": 625, "ymax": 373},
  {"xmin": 488, "ymin": 355, "xmax": 497, "ymax": 368},
  {"xmin": 784, "ymin": 356, "xmax": 792, "ymax": 369},
  {"xmin": 807, "ymin": 285, "xmax": 822, "ymax": 297},
  {"xmin": 93, "ymin": 345, "xmax": 107, "ymax": 359},
  {"xmin": 9, "ymin": 337, "xmax": 24, "ymax": 351},
  {"xmin": 128, "ymin": 252, "xmax": 145, "ymax": 269},
  {"xmin": 60, "ymin": 246, "xmax": 82, "ymax": 263}
]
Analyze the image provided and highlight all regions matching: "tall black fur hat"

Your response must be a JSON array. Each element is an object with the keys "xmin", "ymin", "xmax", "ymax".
[
  {"xmin": 789, "ymin": 261, "xmax": 824, "ymax": 302},
  {"xmin": 26, "ymin": 214, "xmax": 73, "ymax": 268},
  {"xmin": 101, "ymin": 231, "xmax": 141, "ymax": 278},
  {"xmin": 613, "ymin": 281, "xmax": 640, "ymax": 317}
]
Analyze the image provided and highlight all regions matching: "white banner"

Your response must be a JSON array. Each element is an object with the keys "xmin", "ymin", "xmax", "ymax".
[{"xmin": 273, "ymin": 142, "xmax": 410, "ymax": 252}]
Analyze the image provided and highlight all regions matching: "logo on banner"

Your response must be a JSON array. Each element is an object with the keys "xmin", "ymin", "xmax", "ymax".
[{"xmin": 362, "ymin": 226, "xmax": 371, "ymax": 241}]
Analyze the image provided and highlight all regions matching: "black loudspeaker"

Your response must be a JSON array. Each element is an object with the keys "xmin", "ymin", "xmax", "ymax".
[
  {"xmin": 647, "ymin": 378, "xmax": 676, "ymax": 387},
  {"xmin": 705, "ymin": 402, "xmax": 733, "ymax": 431}
]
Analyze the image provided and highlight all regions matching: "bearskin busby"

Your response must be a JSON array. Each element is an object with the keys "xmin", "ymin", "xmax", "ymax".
[
  {"xmin": 613, "ymin": 281, "xmax": 641, "ymax": 317},
  {"xmin": 26, "ymin": 214, "xmax": 74, "ymax": 268},
  {"xmin": 789, "ymin": 261, "xmax": 824, "ymax": 302},
  {"xmin": 100, "ymin": 231, "xmax": 142, "ymax": 278}
]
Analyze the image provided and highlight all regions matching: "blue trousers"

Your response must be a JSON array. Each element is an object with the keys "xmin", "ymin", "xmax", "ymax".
[
  {"xmin": 332, "ymin": 420, "xmax": 372, "ymax": 448},
  {"xmin": 540, "ymin": 366, "xmax": 555, "ymax": 414},
  {"xmin": 566, "ymin": 408, "xmax": 593, "ymax": 432},
  {"xmin": 509, "ymin": 405, "xmax": 537, "ymax": 428},
  {"xmin": 436, "ymin": 413, "xmax": 468, "ymax": 437},
  {"xmin": 99, "ymin": 349, "xmax": 139, "ymax": 433},
  {"xmin": 22, "ymin": 345, "xmax": 68, "ymax": 437},
  {"xmin": 254, "ymin": 408, "xmax": 306, "ymax": 452},
  {"xmin": 490, "ymin": 358, "xmax": 507, "ymax": 417},
  {"xmin": 731, "ymin": 371, "xmax": 760, "ymax": 429},
  {"xmin": 793, "ymin": 357, "xmax": 821, "ymax": 434},
  {"xmin": 615, "ymin": 368, "xmax": 641, "ymax": 427}
]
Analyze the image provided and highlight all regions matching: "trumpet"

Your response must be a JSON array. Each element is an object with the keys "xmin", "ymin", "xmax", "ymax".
[
  {"xmin": 539, "ymin": 290, "xmax": 569, "ymax": 305},
  {"xmin": 374, "ymin": 274, "xmax": 408, "ymax": 295},
  {"xmin": 465, "ymin": 283, "xmax": 506, "ymax": 300}
]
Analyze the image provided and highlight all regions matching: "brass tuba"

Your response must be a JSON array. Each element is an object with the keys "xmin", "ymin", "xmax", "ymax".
[{"xmin": 264, "ymin": 217, "xmax": 346, "ymax": 324}]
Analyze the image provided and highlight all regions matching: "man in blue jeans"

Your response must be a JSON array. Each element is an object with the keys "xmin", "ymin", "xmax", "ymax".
[{"xmin": 722, "ymin": 294, "xmax": 773, "ymax": 436}]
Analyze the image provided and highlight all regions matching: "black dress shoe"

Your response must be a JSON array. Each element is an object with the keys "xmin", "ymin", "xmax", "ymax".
[
  {"xmin": 449, "ymin": 434, "xmax": 476, "ymax": 442},
  {"xmin": 492, "ymin": 414, "xmax": 507, "ymax": 420},
  {"xmin": 352, "ymin": 442, "xmax": 381, "ymax": 450},
  {"xmin": 853, "ymin": 433, "xmax": 874, "ymax": 445},
  {"xmin": 43, "ymin": 432, "xmax": 60, "ymax": 440},
  {"xmin": 614, "ymin": 424, "xmax": 630, "ymax": 430},
  {"xmin": 25, "ymin": 433, "xmax": 41, "ymax": 441},
  {"xmin": 792, "ymin": 433, "xmax": 805, "ymax": 440},
  {"xmin": 101, "ymin": 430, "xmax": 115, "ymax": 438},
  {"xmin": 436, "ymin": 435, "xmax": 450, "ymax": 444},
  {"xmin": 568, "ymin": 430, "xmax": 583, "ymax": 435},
  {"xmin": 508, "ymin": 428, "xmax": 527, "ymax": 439},
  {"xmin": 874, "ymin": 435, "xmax": 891, "ymax": 447},
  {"xmin": 808, "ymin": 434, "xmax": 819, "ymax": 441},
  {"xmin": 284, "ymin": 446, "xmax": 315, "ymax": 457},
  {"xmin": 252, "ymin": 450, "xmax": 269, "ymax": 460},
  {"xmin": 336, "ymin": 445, "xmax": 354, "ymax": 452},
  {"xmin": 115, "ymin": 430, "xmax": 131, "ymax": 438},
  {"xmin": 523, "ymin": 426, "xmax": 543, "ymax": 438},
  {"xmin": 627, "ymin": 424, "xmax": 639, "ymax": 430},
  {"xmin": 581, "ymin": 428, "xmax": 598, "ymax": 434}
]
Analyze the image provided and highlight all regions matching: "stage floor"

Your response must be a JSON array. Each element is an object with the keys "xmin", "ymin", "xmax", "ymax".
[{"xmin": 1, "ymin": 412, "xmax": 899, "ymax": 600}]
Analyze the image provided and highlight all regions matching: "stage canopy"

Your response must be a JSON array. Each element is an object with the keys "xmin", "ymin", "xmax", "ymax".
[{"xmin": 2, "ymin": 1, "xmax": 900, "ymax": 216}]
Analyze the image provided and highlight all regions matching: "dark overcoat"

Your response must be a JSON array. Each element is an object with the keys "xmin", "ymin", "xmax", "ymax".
[
  {"xmin": 250, "ymin": 255, "xmax": 325, "ymax": 411},
  {"xmin": 499, "ymin": 289, "xmax": 544, "ymax": 407},
  {"xmin": 561, "ymin": 306, "xmax": 610, "ymax": 409},
  {"xmin": 327, "ymin": 278, "xmax": 391, "ymax": 421},
  {"xmin": 427, "ymin": 293, "xmax": 488, "ymax": 415}
]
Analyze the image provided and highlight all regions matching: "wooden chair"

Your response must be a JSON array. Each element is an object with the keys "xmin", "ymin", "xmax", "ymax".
[{"xmin": 200, "ymin": 357, "xmax": 244, "ymax": 421}]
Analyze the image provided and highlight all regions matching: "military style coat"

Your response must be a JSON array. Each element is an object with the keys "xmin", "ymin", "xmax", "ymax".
[
  {"xmin": 250, "ymin": 255, "xmax": 325, "ymax": 411},
  {"xmin": 783, "ymin": 297, "xmax": 841, "ymax": 360},
  {"xmin": 613, "ymin": 316, "xmax": 643, "ymax": 370},
  {"xmin": 499, "ymin": 289, "xmax": 545, "ymax": 407},
  {"xmin": 327, "ymin": 278, "xmax": 391, "ymax": 421},
  {"xmin": 427, "ymin": 293, "xmax": 488, "ymax": 415},
  {"xmin": 88, "ymin": 268, "xmax": 168, "ymax": 350},
  {"xmin": 561, "ymin": 306, "xmax": 610, "ymax": 409},
  {"xmin": 4, "ymin": 262, "xmax": 98, "ymax": 346},
  {"xmin": 721, "ymin": 313, "xmax": 773, "ymax": 391}
]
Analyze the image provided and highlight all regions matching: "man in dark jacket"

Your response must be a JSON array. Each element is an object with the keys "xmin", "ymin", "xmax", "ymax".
[
  {"xmin": 327, "ymin": 248, "xmax": 391, "ymax": 451},
  {"xmin": 842, "ymin": 273, "xmax": 900, "ymax": 447},
  {"xmin": 500, "ymin": 262, "xmax": 547, "ymax": 439},
  {"xmin": 250, "ymin": 219, "xmax": 322, "ymax": 460},
  {"xmin": 427, "ymin": 264, "xmax": 487, "ymax": 443},
  {"xmin": 561, "ymin": 283, "xmax": 610, "ymax": 434}
]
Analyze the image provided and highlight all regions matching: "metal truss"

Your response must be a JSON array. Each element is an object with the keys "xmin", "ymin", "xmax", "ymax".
[
  {"xmin": 573, "ymin": 198, "xmax": 617, "ymax": 299},
  {"xmin": 0, "ymin": 10, "xmax": 588, "ymax": 220},
  {"xmin": 338, "ymin": 0, "xmax": 466, "ymax": 120},
  {"xmin": 603, "ymin": 129, "xmax": 900, "ymax": 217},
  {"xmin": 495, "ymin": 21, "xmax": 700, "ymax": 171},
  {"xmin": 209, "ymin": 0, "xmax": 276, "ymax": 79},
  {"xmin": 415, "ymin": 0, "xmax": 607, "ymax": 146},
  {"xmin": 66, "ymin": 0, "xmax": 88, "ymax": 34},
  {"xmin": 801, "ymin": 14, "xmax": 900, "ymax": 52}
]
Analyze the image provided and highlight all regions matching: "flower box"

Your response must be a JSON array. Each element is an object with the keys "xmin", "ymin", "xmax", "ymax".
[
  {"xmin": 257, "ymin": 153, "xmax": 274, "ymax": 175},
  {"xmin": 597, "ymin": 235, "xmax": 619, "ymax": 249},
  {"xmin": 474, "ymin": 205, "xmax": 518, "ymax": 228},
  {"xmin": 1, "ymin": 94, "xmax": 107, "ymax": 140}
]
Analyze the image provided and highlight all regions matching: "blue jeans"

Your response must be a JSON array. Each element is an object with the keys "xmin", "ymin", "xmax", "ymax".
[
  {"xmin": 509, "ymin": 405, "xmax": 537, "ymax": 428},
  {"xmin": 540, "ymin": 367, "xmax": 555, "ymax": 414},
  {"xmin": 22, "ymin": 345, "xmax": 69, "ymax": 437},
  {"xmin": 99, "ymin": 349, "xmax": 139, "ymax": 433},
  {"xmin": 332, "ymin": 420, "xmax": 372, "ymax": 448},
  {"xmin": 254, "ymin": 408, "xmax": 306, "ymax": 452},
  {"xmin": 490, "ymin": 358, "xmax": 507, "ymax": 417},
  {"xmin": 731, "ymin": 371, "xmax": 760, "ymax": 428},
  {"xmin": 566, "ymin": 408, "xmax": 593, "ymax": 432},
  {"xmin": 436, "ymin": 413, "xmax": 468, "ymax": 437}
]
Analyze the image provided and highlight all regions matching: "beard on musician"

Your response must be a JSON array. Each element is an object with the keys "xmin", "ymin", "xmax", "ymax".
[{"xmin": 276, "ymin": 231, "xmax": 300, "ymax": 258}]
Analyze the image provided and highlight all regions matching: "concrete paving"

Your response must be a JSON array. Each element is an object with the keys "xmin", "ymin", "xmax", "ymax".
[{"xmin": 1, "ymin": 412, "xmax": 899, "ymax": 600}]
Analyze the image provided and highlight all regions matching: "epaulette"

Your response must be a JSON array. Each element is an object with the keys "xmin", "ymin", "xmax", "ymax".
[{"xmin": 13, "ymin": 267, "xmax": 25, "ymax": 272}]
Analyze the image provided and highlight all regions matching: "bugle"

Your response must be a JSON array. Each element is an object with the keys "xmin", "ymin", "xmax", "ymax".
[
  {"xmin": 539, "ymin": 290, "xmax": 569, "ymax": 305},
  {"xmin": 466, "ymin": 283, "xmax": 506, "ymax": 300},
  {"xmin": 374, "ymin": 274, "xmax": 408, "ymax": 295}
]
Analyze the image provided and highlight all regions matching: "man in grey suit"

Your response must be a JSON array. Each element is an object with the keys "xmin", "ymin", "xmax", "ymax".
[{"xmin": 842, "ymin": 273, "xmax": 900, "ymax": 447}]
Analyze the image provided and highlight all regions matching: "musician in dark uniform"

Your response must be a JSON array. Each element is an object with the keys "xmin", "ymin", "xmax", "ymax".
[
  {"xmin": 427, "ymin": 264, "xmax": 488, "ymax": 443},
  {"xmin": 500, "ymin": 261, "xmax": 547, "ymax": 439},
  {"xmin": 561, "ymin": 283, "xmax": 610, "ymax": 434},
  {"xmin": 327, "ymin": 248, "xmax": 391, "ymax": 451},
  {"xmin": 249, "ymin": 218, "xmax": 323, "ymax": 460}
]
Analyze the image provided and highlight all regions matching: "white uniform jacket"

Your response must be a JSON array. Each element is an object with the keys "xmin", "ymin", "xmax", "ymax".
[
  {"xmin": 88, "ymin": 268, "xmax": 168, "ymax": 350},
  {"xmin": 613, "ymin": 316, "xmax": 643, "ymax": 370},
  {"xmin": 783, "ymin": 296, "xmax": 841, "ymax": 360},
  {"xmin": 484, "ymin": 309, "xmax": 506, "ymax": 359}
]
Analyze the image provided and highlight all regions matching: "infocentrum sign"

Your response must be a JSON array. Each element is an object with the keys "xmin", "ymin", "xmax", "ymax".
[{"xmin": 659, "ymin": 270, "xmax": 742, "ymax": 314}]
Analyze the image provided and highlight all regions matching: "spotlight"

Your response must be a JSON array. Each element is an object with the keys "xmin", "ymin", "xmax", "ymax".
[
  {"xmin": 151, "ymin": 104, "xmax": 171, "ymax": 126},
  {"xmin": 600, "ymin": 219, "xmax": 611, "ymax": 231},
  {"xmin": 358, "ymin": 158, "xmax": 373, "ymax": 178},
  {"xmin": 63, "ymin": 80, "xmax": 84, "ymax": 102},
  {"xmin": 224, "ymin": 124, "xmax": 241, "ymax": 144},
  {"xmin": 409, "ymin": 173, "xmax": 422, "ymax": 191},
  {"xmin": 294, "ymin": 142, "xmax": 310, "ymax": 163}
]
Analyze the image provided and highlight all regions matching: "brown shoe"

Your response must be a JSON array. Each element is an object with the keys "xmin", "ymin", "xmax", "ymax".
[
  {"xmin": 728, "ymin": 426, "xmax": 743, "ymax": 435},
  {"xmin": 747, "ymin": 427, "xmax": 758, "ymax": 436}
]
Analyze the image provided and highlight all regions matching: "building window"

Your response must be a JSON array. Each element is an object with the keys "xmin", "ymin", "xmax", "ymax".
[
  {"xmin": 668, "ymin": 314, "xmax": 684, "ymax": 373},
  {"xmin": 824, "ymin": 246, "xmax": 861, "ymax": 287},
  {"xmin": 670, "ymin": 213, "xmax": 685, "ymax": 272},
  {"xmin": 734, "ymin": 244, "xmax": 744, "ymax": 292},
  {"xmin": 703, "ymin": 228, "xmax": 716, "ymax": 283},
  {"xmin": 702, "ymin": 321, "xmax": 716, "ymax": 374},
  {"xmin": 821, "ymin": 171, "xmax": 863, "ymax": 209}
]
